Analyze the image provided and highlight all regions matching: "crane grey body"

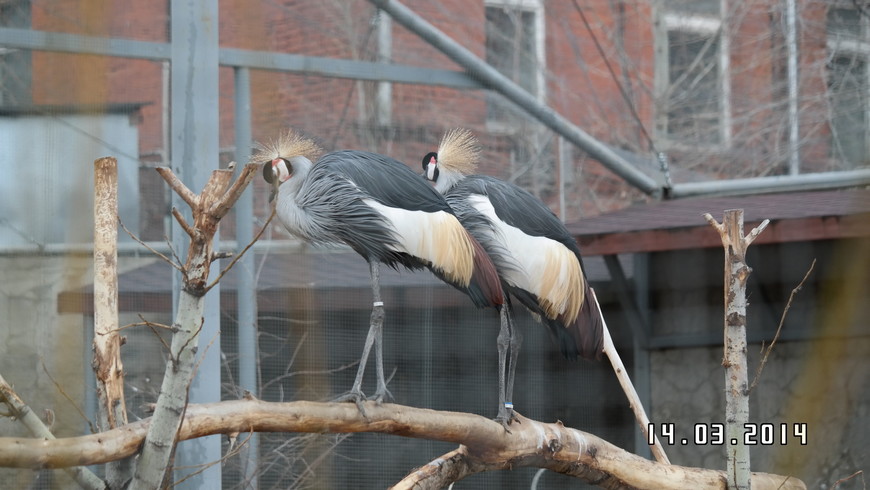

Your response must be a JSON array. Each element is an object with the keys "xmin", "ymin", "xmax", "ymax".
[
  {"xmin": 423, "ymin": 129, "xmax": 603, "ymax": 425},
  {"xmin": 446, "ymin": 174, "xmax": 601, "ymax": 358},
  {"xmin": 261, "ymin": 135, "xmax": 503, "ymax": 407}
]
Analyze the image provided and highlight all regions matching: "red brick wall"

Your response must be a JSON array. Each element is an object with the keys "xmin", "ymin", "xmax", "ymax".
[{"xmin": 23, "ymin": 1, "xmax": 845, "ymax": 221}]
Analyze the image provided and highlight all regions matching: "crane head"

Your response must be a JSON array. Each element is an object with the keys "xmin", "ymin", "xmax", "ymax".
[
  {"xmin": 422, "ymin": 151, "xmax": 439, "ymax": 182},
  {"xmin": 262, "ymin": 158, "xmax": 292, "ymax": 202}
]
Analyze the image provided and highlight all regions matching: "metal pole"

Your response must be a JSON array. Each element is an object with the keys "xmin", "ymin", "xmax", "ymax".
[
  {"xmin": 171, "ymin": 0, "xmax": 222, "ymax": 487},
  {"xmin": 234, "ymin": 66, "xmax": 259, "ymax": 489},
  {"xmin": 631, "ymin": 253, "xmax": 653, "ymax": 460},
  {"xmin": 558, "ymin": 136, "xmax": 568, "ymax": 221},
  {"xmin": 376, "ymin": 10, "xmax": 393, "ymax": 125},
  {"xmin": 366, "ymin": 0, "xmax": 662, "ymax": 197},
  {"xmin": 670, "ymin": 168, "xmax": 870, "ymax": 198},
  {"xmin": 785, "ymin": 0, "xmax": 800, "ymax": 174}
]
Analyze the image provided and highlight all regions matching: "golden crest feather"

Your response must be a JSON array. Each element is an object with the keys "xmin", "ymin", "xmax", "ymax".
[
  {"xmin": 436, "ymin": 128, "xmax": 480, "ymax": 175},
  {"xmin": 252, "ymin": 129, "xmax": 323, "ymax": 163}
]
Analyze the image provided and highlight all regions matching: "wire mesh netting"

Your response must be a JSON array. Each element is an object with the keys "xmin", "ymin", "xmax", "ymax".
[{"xmin": 1, "ymin": 0, "xmax": 869, "ymax": 489}]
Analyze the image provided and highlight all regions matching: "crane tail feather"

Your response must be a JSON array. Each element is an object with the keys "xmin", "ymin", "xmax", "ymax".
[
  {"xmin": 426, "ymin": 218, "xmax": 504, "ymax": 308},
  {"xmin": 468, "ymin": 232, "xmax": 505, "ymax": 308},
  {"xmin": 569, "ymin": 281, "xmax": 604, "ymax": 360}
]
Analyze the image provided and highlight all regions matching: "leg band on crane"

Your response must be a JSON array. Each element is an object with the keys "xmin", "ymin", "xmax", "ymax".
[
  {"xmin": 504, "ymin": 402, "xmax": 513, "ymax": 409},
  {"xmin": 373, "ymin": 301, "xmax": 384, "ymax": 307}
]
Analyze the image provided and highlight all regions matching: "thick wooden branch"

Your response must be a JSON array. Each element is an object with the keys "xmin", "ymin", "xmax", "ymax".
[
  {"xmin": 0, "ymin": 400, "xmax": 805, "ymax": 490},
  {"xmin": 391, "ymin": 447, "xmax": 484, "ymax": 489},
  {"xmin": 0, "ymin": 374, "xmax": 106, "ymax": 490}
]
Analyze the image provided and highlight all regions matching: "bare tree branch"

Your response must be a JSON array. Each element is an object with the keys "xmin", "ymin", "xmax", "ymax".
[
  {"xmin": 749, "ymin": 259, "xmax": 816, "ymax": 393},
  {"xmin": 171, "ymin": 207, "xmax": 196, "ymax": 241},
  {"xmin": 0, "ymin": 400, "xmax": 805, "ymax": 489},
  {"xmin": 209, "ymin": 163, "xmax": 260, "ymax": 218},
  {"xmin": 830, "ymin": 470, "xmax": 864, "ymax": 490},
  {"xmin": 203, "ymin": 207, "xmax": 276, "ymax": 294},
  {"xmin": 40, "ymin": 359, "xmax": 96, "ymax": 434},
  {"xmin": 0, "ymin": 373, "xmax": 106, "ymax": 490},
  {"xmin": 118, "ymin": 217, "xmax": 185, "ymax": 274},
  {"xmin": 591, "ymin": 289, "xmax": 670, "ymax": 465},
  {"xmin": 156, "ymin": 167, "xmax": 198, "ymax": 209}
]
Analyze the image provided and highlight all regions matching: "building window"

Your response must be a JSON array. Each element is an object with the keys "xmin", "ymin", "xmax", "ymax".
[
  {"xmin": 655, "ymin": 0, "xmax": 729, "ymax": 147},
  {"xmin": 827, "ymin": 4, "xmax": 870, "ymax": 168},
  {"xmin": 484, "ymin": 0, "xmax": 544, "ymax": 129}
]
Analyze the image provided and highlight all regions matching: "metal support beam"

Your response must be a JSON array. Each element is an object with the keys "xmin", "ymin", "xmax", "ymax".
[
  {"xmin": 0, "ymin": 26, "xmax": 170, "ymax": 60},
  {"xmin": 669, "ymin": 168, "xmax": 870, "ymax": 198},
  {"xmin": 233, "ymin": 66, "xmax": 259, "ymax": 489},
  {"xmin": 785, "ymin": 0, "xmax": 800, "ymax": 175},
  {"xmin": 0, "ymin": 27, "xmax": 483, "ymax": 89},
  {"xmin": 630, "ymin": 253, "xmax": 653, "ymax": 460},
  {"xmin": 170, "ymin": 1, "xmax": 221, "ymax": 487},
  {"xmin": 603, "ymin": 255, "xmax": 649, "ymax": 349},
  {"xmin": 219, "ymin": 47, "xmax": 482, "ymax": 88},
  {"xmin": 367, "ymin": 0, "xmax": 663, "ymax": 197}
]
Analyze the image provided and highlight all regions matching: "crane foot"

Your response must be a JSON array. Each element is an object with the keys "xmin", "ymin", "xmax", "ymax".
[
  {"xmin": 369, "ymin": 386, "xmax": 394, "ymax": 404},
  {"xmin": 495, "ymin": 406, "xmax": 520, "ymax": 432},
  {"xmin": 334, "ymin": 389, "xmax": 369, "ymax": 418}
]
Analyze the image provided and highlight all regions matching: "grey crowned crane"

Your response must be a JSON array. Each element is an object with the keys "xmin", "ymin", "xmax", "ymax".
[
  {"xmin": 257, "ymin": 130, "xmax": 504, "ymax": 407},
  {"xmin": 422, "ymin": 128, "xmax": 604, "ymax": 424}
]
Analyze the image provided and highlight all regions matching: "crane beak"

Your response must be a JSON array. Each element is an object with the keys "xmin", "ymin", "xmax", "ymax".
[
  {"xmin": 268, "ymin": 177, "xmax": 279, "ymax": 203},
  {"xmin": 426, "ymin": 161, "xmax": 438, "ymax": 182}
]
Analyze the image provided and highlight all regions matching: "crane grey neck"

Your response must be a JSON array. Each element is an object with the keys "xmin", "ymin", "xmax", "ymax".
[
  {"xmin": 275, "ymin": 155, "xmax": 318, "ymax": 240},
  {"xmin": 434, "ymin": 167, "xmax": 465, "ymax": 194}
]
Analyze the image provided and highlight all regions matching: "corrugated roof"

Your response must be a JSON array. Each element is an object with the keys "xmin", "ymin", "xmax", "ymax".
[
  {"xmin": 568, "ymin": 188, "xmax": 870, "ymax": 255},
  {"xmin": 569, "ymin": 188, "xmax": 870, "ymax": 235}
]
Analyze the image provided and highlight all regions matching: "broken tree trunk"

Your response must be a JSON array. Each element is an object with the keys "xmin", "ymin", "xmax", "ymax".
[
  {"xmin": 92, "ymin": 156, "xmax": 131, "ymax": 488},
  {"xmin": 129, "ymin": 163, "xmax": 258, "ymax": 490},
  {"xmin": 704, "ymin": 209, "xmax": 768, "ymax": 490}
]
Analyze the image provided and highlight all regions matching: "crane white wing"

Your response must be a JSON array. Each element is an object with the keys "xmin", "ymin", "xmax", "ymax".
[{"xmin": 467, "ymin": 194, "xmax": 583, "ymax": 322}]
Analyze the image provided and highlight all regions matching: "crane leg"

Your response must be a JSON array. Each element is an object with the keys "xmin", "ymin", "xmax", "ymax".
[
  {"xmin": 495, "ymin": 306, "xmax": 512, "ymax": 428},
  {"xmin": 505, "ymin": 309, "xmax": 522, "ymax": 421},
  {"xmin": 336, "ymin": 320, "xmax": 375, "ymax": 411},
  {"xmin": 370, "ymin": 263, "xmax": 392, "ymax": 403},
  {"xmin": 335, "ymin": 261, "xmax": 391, "ymax": 412}
]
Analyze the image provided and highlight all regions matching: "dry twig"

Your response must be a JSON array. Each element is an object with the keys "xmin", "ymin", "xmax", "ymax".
[
  {"xmin": 830, "ymin": 470, "xmax": 865, "ymax": 490},
  {"xmin": 119, "ymin": 216, "xmax": 185, "ymax": 274},
  {"xmin": 203, "ymin": 207, "xmax": 276, "ymax": 293},
  {"xmin": 749, "ymin": 259, "xmax": 816, "ymax": 393}
]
